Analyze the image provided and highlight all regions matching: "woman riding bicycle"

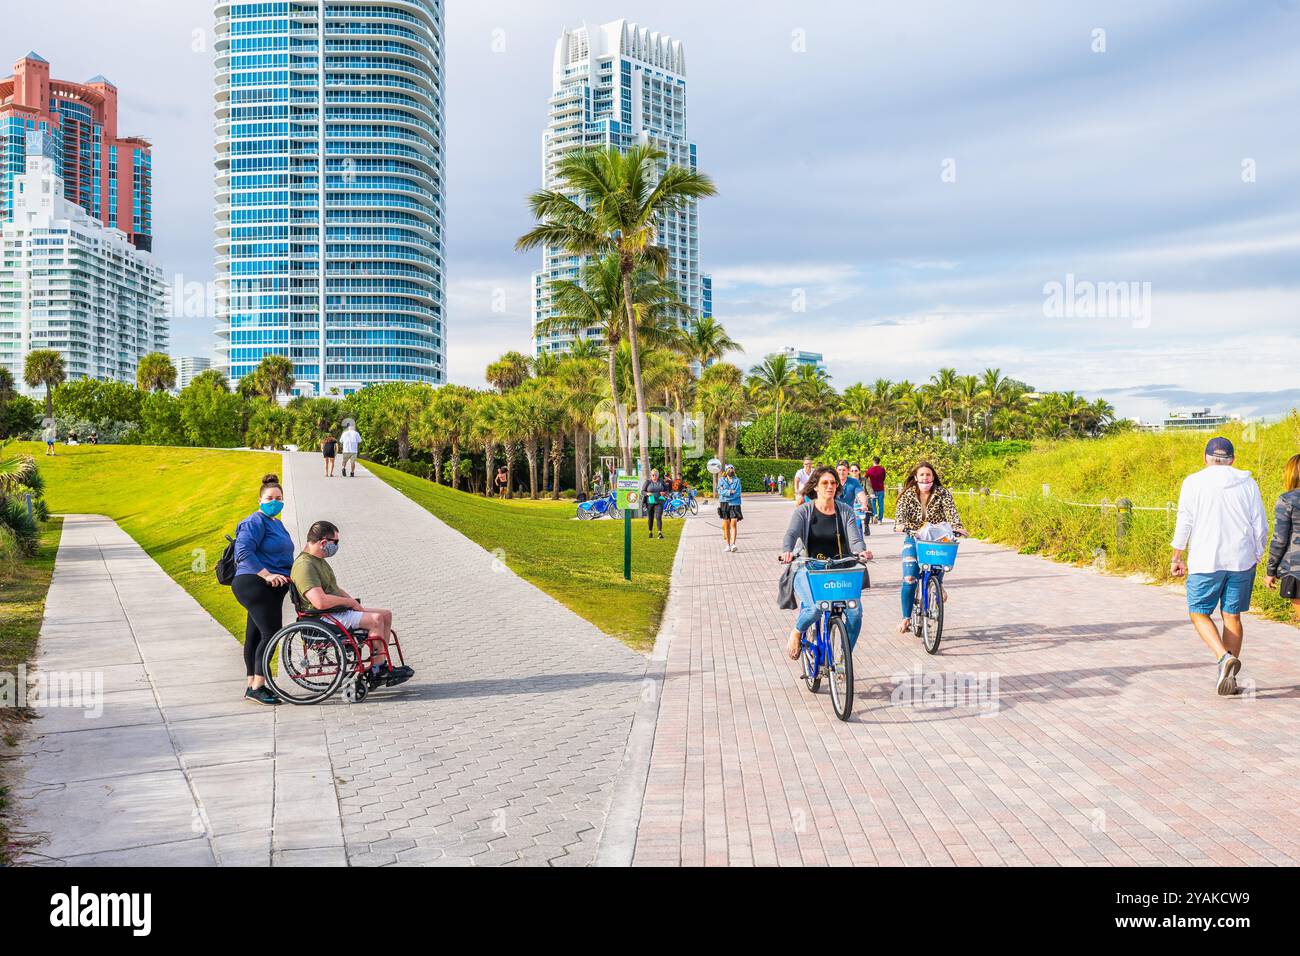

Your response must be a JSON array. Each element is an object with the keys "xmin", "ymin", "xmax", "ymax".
[
  {"xmin": 894, "ymin": 461, "xmax": 966, "ymax": 634},
  {"xmin": 780, "ymin": 466, "xmax": 873, "ymax": 660}
]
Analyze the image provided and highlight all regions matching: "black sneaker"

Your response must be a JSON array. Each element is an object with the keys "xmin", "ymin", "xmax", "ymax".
[
  {"xmin": 384, "ymin": 665, "xmax": 414, "ymax": 687},
  {"xmin": 658, "ymin": 532, "xmax": 664, "ymax": 539},
  {"xmin": 245, "ymin": 686, "xmax": 280, "ymax": 705}
]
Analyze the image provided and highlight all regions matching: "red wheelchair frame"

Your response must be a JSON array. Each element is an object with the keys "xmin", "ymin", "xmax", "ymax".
[{"xmin": 261, "ymin": 585, "xmax": 408, "ymax": 704}]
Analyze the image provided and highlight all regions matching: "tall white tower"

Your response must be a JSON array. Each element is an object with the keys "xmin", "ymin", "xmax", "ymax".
[
  {"xmin": 212, "ymin": 0, "xmax": 446, "ymax": 396},
  {"xmin": 531, "ymin": 20, "xmax": 708, "ymax": 356}
]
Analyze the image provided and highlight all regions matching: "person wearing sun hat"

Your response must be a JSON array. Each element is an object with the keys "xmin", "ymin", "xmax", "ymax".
[{"xmin": 1170, "ymin": 436, "xmax": 1269, "ymax": 696}]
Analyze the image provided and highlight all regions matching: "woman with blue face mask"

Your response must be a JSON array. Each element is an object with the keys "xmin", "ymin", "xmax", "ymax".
[{"xmin": 231, "ymin": 473, "xmax": 296, "ymax": 704}]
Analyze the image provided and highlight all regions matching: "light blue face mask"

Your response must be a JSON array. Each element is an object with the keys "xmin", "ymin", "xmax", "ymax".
[{"xmin": 259, "ymin": 500, "xmax": 284, "ymax": 518}]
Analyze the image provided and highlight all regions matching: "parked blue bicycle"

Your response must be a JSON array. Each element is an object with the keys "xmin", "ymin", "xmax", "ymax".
[
  {"xmin": 785, "ymin": 554, "xmax": 866, "ymax": 721},
  {"xmin": 664, "ymin": 488, "xmax": 698, "ymax": 519},
  {"xmin": 910, "ymin": 538, "xmax": 959, "ymax": 654},
  {"xmin": 576, "ymin": 491, "xmax": 621, "ymax": 520}
]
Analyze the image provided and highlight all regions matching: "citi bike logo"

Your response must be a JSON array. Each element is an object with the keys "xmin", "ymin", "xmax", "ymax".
[
  {"xmin": 821, "ymin": 580, "xmax": 853, "ymax": 590},
  {"xmin": 50, "ymin": 886, "xmax": 151, "ymax": 936}
]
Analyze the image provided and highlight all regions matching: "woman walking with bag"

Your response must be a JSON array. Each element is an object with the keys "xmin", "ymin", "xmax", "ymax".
[
  {"xmin": 231, "ymin": 473, "xmax": 295, "ymax": 704},
  {"xmin": 1265, "ymin": 453, "xmax": 1300, "ymax": 620},
  {"xmin": 778, "ymin": 466, "xmax": 873, "ymax": 660}
]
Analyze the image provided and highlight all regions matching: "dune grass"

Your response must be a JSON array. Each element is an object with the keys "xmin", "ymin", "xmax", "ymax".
[
  {"xmin": 14, "ymin": 442, "xmax": 281, "ymax": 639},
  {"xmin": 369, "ymin": 461, "xmax": 681, "ymax": 651},
  {"xmin": 958, "ymin": 416, "xmax": 1300, "ymax": 624}
]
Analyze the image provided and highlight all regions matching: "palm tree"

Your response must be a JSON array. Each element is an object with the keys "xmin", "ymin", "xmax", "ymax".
[
  {"xmin": 0, "ymin": 368, "xmax": 16, "ymax": 409},
  {"xmin": 839, "ymin": 383, "xmax": 872, "ymax": 430},
  {"xmin": 136, "ymin": 352, "xmax": 177, "ymax": 393},
  {"xmin": 697, "ymin": 363, "xmax": 747, "ymax": 494},
  {"xmin": 537, "ymin": 254, "xmax": 683, "ymax": 471},
  {"xmin": 376, "ymin": 382, "xmax": 433, "ymax": 462},
  {"xmin": 426, "ymin": 385, "xmax": 475, "ymax": 489},
  {"xmin": 792, "ymin": 363, "xmax": 836, "ymax": 418},
  {"xmin": 254, "ymin": 354, "xmax": 295, "ymax": 403},
  {"xmin": 556, "ymin": 352, "xmax": 606, "ymax": 494},
  {"xmin": 517, "ymin": 143, "xmax": 717, "ymax": 479},
  {"xmin": 486, "ymin": 351, "xmax": 532, "ymax": 392},
  {"xmin": 746, "ymin": 353, "xmax": 797, "ymax": 456},
  {"xmin": 470, "ymin": 392, "xmax": 503, "ymax": 495},
  {"xmin": 957, "ymin": 374, "xmax": 980, "ymax": 436},
  {"xmin": 677, "ymin": 315, "xmax": 740, "ymax": 368},
  {"xmin": 869, "ymin": 378, "xmax": 896, "ymax": 430},
  {"xmin": 24, "ymin": 349, "xmax": 65, "ymax": 419}
]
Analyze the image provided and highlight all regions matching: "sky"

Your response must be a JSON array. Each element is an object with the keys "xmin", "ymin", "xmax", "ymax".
[{"xmin": 6, "ymin": 0, "xmax": 1299, "ymax": 423}]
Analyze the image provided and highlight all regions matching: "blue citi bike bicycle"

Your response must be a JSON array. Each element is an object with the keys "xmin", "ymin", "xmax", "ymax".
[
  {"xmin": 910, "ymin": 538, "xmax": 959, "ymax": 654},
  {"xmin": 664, "ymin": 488, "xmax": 698, "ymax": 519},
  {"xmin": 576, "ymin": 491, "xmax": 621, "ymax": 520},
  {"xmin": 784, "ymin": 554, "xmax": 867, "ymax": 721}
]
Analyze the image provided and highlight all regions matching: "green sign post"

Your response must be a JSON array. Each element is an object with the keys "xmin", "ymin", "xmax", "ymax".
[{"xmin": 616, "ymin": 470, "xmax": 640, "ymax": 581}]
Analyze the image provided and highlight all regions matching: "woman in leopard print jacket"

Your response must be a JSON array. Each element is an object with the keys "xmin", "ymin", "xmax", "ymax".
[{"xmin": 894, "ymin": 461, "xmax": 966, "ymax": 633}]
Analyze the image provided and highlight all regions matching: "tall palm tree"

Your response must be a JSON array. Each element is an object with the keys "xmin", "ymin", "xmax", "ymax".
[
  {"xmin": 697, "ymin": 363, "xmax": 747, "ymax": 494},
  {"xmin": 792, "ymin": 363, "xmax": 836, "ymax": 418},
  {"xmin": 536, "ymin": 254, "xmax": 683, "ymax": 471},
  {"xmin": 556, "ymin": 351, "xmax": 607, "ymax": 494},
  {"xmin": 470, "ymin": 392, "xmax": 502, "ymax": 496},
  {"xmin": 746, "ymin": 353, "xmax": 797, "ymax": 457},
  {"xmin": 24, "ymin": 349, "xmax": 66, "ymax": 419},
  {"xmin": 485, "ymin": 351, "xmax": 532, "ymax": 392},
  {"xmin": 429, "ymin": 385, "xmax": 476, "ymax": 489},
  {"xmin": 136, "ymin": 352, "xmax": 177, "ymax": 393},
  {"xmin": 838, "ymin": 383, "xmax": 872, "ymax": 430},
  {"xmin": 957, "ymin": 374, "xmax": 980, "ymax": 436},
  {"xmin": 517, "ymin": 143, "xmax": 717, "ymax": 479},
  {"xmin": 377, "ymin": 382, "xmax": 433, "ymax": 462},
  {"xmin": 0, "ymin": 368, "xmax": 16, "ymax": 409},
  {"xmin": 869, "ymin": 378, "xmax": 896, "ymax": 430}
]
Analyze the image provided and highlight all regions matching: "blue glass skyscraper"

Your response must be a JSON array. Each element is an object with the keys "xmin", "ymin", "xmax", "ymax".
[{"xmin": 213, "ymin": 0, "xmax": 445, "ymax": 396}]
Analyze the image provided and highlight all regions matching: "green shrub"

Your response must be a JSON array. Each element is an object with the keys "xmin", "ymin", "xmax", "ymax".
[
  {"xmin": 0, "ymin": 498, "xmax": 38, "ymax": 556},
  {"xmin": 726, "ymin": 457, "xmax": 802, "ymax": 493},
  {"xmin": 738, "ymin": 412, "xmax": 827, "ymax": 459}
]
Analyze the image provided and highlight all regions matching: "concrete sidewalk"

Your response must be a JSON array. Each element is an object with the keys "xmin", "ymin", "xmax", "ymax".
[{"xmin": 12, "ymin": 515, "xmax": 346, "ymax": 866}]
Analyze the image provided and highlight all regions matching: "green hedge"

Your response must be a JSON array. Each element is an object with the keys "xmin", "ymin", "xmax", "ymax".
[{"xmin": 726, "ymin": 457, "xmax": 803, "ymax": 494}]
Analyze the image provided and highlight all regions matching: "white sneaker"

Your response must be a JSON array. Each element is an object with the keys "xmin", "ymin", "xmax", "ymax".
[
  {"xmin": 1215, "ymin": 653, "xmax": 1240, "ymax": 696},
  {"xmin": 722, "ymin": 543, "xmax": 731, "ymax": 553},
  {"xmin": 729, "ymin": 544, "xmax": 738, "ymax": 552}
]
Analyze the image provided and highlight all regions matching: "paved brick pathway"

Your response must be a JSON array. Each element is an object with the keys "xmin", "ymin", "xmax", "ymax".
[
  {"xmin": 631, "ymin": 497, "xmax": 1300, "ymax": 866},
  {"xmin": 279, "ymin": 453, "xmax": 646, "ymax": 865}
]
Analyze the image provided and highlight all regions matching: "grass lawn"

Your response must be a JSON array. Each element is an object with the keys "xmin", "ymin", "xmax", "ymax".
[
  {"xmin": 0, "ymin": 516, "xmax": 62, "ymax": 864},
  {"xmin": 369, "ymin": 461, "xmax": 681, "ymax": 651},
  {"xmin": 0, "ymin": 517, "xmax": 63, "ymax": 671},
  {"xmin": 12, "ymin": 442, "xmax": 281, "ymax": 639}
]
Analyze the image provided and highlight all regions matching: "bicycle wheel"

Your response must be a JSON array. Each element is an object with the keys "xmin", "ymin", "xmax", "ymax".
[
  {"xmin": 922, "ymin": 575, "xmax": 944, "ymax": 655},
  {"xmin": 262, "ymin": 621, "xmax": 347, "ymax": 704},
  {"xmin": 666, "ymin": 499, "xmax": 685, "ymax": 519},
  {"xmin": 608, "ymin": 502, "xmax": 621, "ymax": 519},
  {"xmin": 687, "ymin": 497, "xmax": 698, "ymax": 516},
  {"xmin": 800, "ymin": 629, "xmax": 821, "ymax": 693},
  {"xmin": 576, "ymin": 504, "xmax": 594, "ymax": 520},
  {"xmin": 827, "ymin": 616, "xmax": 854, "ymax": 721}
]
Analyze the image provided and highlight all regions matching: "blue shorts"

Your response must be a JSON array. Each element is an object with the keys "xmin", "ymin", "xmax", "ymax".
[{"xmin": 1186, "ymin": 568, "xmax": 1256, "ymax": 615}]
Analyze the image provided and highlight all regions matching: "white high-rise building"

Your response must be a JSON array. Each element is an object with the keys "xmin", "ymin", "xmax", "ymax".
[
  {"xmin": 532, "ymin": 20, "xmax": 708, "ymax": 355},
  {"xmin": 176, "ymin": 355, "xmax": 212, "ymax": 390},
  {"xmin": 213, "ymin": 0, "xmax": 446, "ymax": 397},
  {"xmin": 0, "ymin": 131, "xmax": 165, "ymax": 393}
]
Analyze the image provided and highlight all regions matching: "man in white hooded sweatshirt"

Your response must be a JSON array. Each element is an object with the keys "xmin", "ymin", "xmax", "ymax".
[{"xmin": 1170, "ymin": 436, "xmax": 1269, "ymax": 695}]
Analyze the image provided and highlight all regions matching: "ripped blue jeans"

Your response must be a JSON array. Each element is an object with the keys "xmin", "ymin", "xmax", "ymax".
[{"xmin": 793, "ymin": 565, "xmax": 863, "ymax": 650}]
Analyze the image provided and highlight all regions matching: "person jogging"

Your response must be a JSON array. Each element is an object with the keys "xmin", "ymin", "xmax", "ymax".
[
  {"xmin": 1265, "ymin": 453, "xmax": 1300, "ymax": 621},
  {"xmin": 339, "ymin": 422, "xmax": 362, "ymax": 477},
  {"xmin": 865, "ymin": 457, "xmax": 887, "ymax": 523},
  {"xmin": 718, "ymin": 463, "xmax": 743, "ymax": 552},
  {"xmin": 1170, "ymin": 436, "xmax": 1269, "ymax": 696},
  {"xmin": 642, "ymin": 468, "xmax": 669, "ymax": 539}
]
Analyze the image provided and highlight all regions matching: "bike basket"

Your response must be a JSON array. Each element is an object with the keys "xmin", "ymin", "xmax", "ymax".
[
  {"xmin": 806, "ymin": 567, "xmax": 865, "ymax": 603},
  {"xmin": 914, "ymin": 540, "xmax": 959, "ymax": 568}
]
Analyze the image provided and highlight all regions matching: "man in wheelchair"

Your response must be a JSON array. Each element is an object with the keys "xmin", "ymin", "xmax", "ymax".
[{"xmin": 291, "ymin": 520, "xmax": 414, "ymax": 687}]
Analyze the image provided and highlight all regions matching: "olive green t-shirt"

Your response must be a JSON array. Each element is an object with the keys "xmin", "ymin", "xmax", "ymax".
[{"xmin": 291, "ymin": 551, "xmax": 342, "ymax": 613}]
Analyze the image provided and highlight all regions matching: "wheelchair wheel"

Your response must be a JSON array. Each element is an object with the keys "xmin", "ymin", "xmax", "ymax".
[{"xmin": 262, "ymin": 621, "xmax": 347, "ymax": 704}]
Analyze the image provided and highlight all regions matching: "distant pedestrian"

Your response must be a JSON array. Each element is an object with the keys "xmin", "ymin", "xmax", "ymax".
[
  {"xmin": 642, "ymin": 468, "xmax": 668, "ymax": 539},
  {"xmin": 718, "ymin": 463, "xmax": 743, "ymax": 552},
  {"xmin": 339, "ymin": 422, "xmax": 362, "ymax": 477},
  {"xmin": 777, "ymin": 473, "xmax": 786, "ymax": 495},
  {"xmin": 793, "ymin": 457, "xmax": 814, "ymax": 504},
  {"xmin": 88, "ymin": 430, "xmax": 98, "ymax": 445},
  {"xmin": 495, "ymin": 466, "xmax": 510, "ymax": 498},
  {"xmin": 42, "ymin": 421, "xmax": 56, "ymax": 456},
  {"xmin": 1265, "ymin": 453, "xmax": 1300, "ymax": 622},
  {"xmin": 321, "ymin": 434, "xmax": 337, "ymax": 477},
  {"xmin": 1170, "ymin": 437, "xmax": 1269, "ymax": 696},
  {"xmin": 865, "ymin": 456, "xmax": 888, "ymax": 524}
]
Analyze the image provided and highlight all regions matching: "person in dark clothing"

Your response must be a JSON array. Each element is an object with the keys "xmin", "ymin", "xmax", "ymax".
[
  {"xmin": 642, "ymin": 468, "xmax": 669, "ymax": 539},
  {"xmin": 231, "ymin": 473, "xmax": 295, "ymax": 704},
  {"xmin": 321, "ymin": 434, "xmax": 338, "ymax": 477},
  {"xmin": 1266, "ymin": 453, "xmax": 1300, "ymax": 620}
]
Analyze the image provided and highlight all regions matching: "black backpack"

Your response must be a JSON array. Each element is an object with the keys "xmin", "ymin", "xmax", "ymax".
[{"xmin": 216, "ymin": 530, "xmax": 239, "ymax": 586}]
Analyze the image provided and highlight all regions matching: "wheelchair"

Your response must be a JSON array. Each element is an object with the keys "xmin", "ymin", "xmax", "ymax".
[{"xmin": 261, "ymin": 584, "xmax": 410, "ymax": 704}]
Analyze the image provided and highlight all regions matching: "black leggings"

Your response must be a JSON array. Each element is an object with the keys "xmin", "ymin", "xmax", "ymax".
[
  {"xmin": 646, "ymin": 502, "xmax": 664, "ymax": 533},
  {"xmin": 232, "ymin": 574, "xmax": 289, "ymax": 677}
]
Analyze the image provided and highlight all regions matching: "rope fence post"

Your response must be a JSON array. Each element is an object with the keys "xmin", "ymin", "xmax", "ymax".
[{"xmin": 1116, "ymin": 497, "xmax": 1132, "ymax": 549}]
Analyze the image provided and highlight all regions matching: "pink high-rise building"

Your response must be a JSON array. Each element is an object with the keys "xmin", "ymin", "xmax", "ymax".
[{"xmin": 0, "ymin": 51, "xmax": 153, "ymax": 251}]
